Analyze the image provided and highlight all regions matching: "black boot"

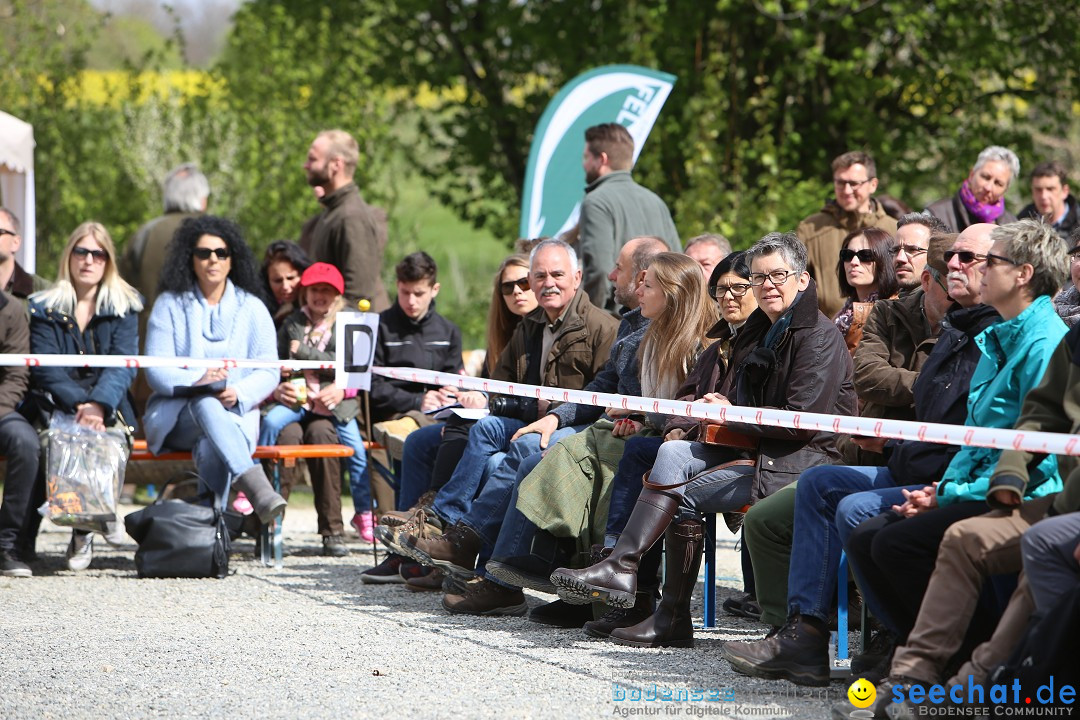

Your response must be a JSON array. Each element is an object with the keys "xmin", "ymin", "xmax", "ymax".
[
  {"xmin": 583, "ymin": 590, "xmax": 656, "ymax": 638},
  {"xmin": 721, "ymin": 613, "xmax": 831, "ymax": 687},
  {"xmin": 610, "ymin": 519, "xmax": 703, "ymax": 648},
  {"xmin": 549, "ymin": 488, "xmax": 679, "ymax": 608}
]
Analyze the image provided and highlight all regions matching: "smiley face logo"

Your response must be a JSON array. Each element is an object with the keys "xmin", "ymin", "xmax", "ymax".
[{"xmin": 847, "ymin": 678, "xmax": 876, "ymax": 708}]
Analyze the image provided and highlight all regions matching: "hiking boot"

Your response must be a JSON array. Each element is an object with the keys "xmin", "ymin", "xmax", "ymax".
[
  {"xmin": 321, "ymin": 535, "xmax": 350, "ymax": 557},
  {"xmin": 550, "ymin": 488, "xmax": 678, "ymax": 607},
  {"xmin": 442, "ymin": 577, "xmax": 528, "ymax": 616},
  {"xmin": 584, "ymin": 591, "xmax": 656, "ymax": 639},
  {"xmin": 378, "ymin": 508, "xmax": 442, "ymax": 557},
  {"xmin": 442, "ymin": 571, "xmax": 470, "ymax": 596},
  {"xmin": 404, "ymin": 566, "xmax": 446, "ymax": 593},
  {"xmin": 851, "ymin": 630, "xmax": 896, "ymax": 674},
  {"xmin": 722, "ymin": 592, "xmax": 763, "ymax": 620},
  {"xmin": 380, "ymin": 490, "xmax": 438, "ymax": 527},
  {"xmin": 233, "ymin": 465, "xmax": 287, "ymax": 523},
  {"xmin": 406, "ymin": 521, "xmax": 482, "ymax": 578},
  {"xmin": 722, "ymin": 614, "xmax": 831, "ymax": 687},
  {"xmin": 1, "ymin": 549, "xmax": 32, "ymax": 578},
  {"xmin": 610, "ymin": 520, "xmax": 703, "ymax": 649},
  {"xmin": 528, "ymin": 599, "xmax": 595, "ymax": 628},
  {"xmin": 360, "ymin": 553, "xmax": 408, "ymax": 584},
  {"xmin": 66, "ymin": 531, "xmax": 94, "ymax": 571}
]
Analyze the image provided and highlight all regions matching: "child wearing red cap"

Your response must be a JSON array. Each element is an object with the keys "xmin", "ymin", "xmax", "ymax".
[{"xmin": 259, "ymin": 262, "xmax": 372, "ymax": 554}]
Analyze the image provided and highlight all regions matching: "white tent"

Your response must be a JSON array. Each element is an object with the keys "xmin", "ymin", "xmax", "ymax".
[{"xmin": 0, "ymin": 110, "xmax": 36, "ymax": 273}]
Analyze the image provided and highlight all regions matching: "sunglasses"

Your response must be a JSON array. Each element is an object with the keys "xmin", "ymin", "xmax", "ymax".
[
  {"xmin": 0, "ymin": 228, "xmax": 16, "ymax": 238},
  {"xmin": 943, "ymin": 250, "xmax": 987, "ymax": 265},
  {"xmin": 984, "ymin": 252, "xmax": 1019, "ymax": 269},
  {"xmin": 840, "ymin": 248, "xmax": 875, "ymax": 263},
  {"xmin": 193, "ymin": 247, "xmax": 231, "ymax": 261},
  {"xmin": 500, "ymin": 277, "xmax": 530, "ymax": 296},
  {"xmin": 72, "ymin": 246, "xmax": 108, "ymax": 263}
]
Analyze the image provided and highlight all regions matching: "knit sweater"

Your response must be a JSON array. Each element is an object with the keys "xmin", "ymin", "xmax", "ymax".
[{"xmin": 143, "ymin": 281, "xmax": 278, "ymax": 454}]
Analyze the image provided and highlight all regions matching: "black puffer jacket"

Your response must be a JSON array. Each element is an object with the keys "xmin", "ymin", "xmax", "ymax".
[{"xmin": 883, "ymin": 302, "xmax": 1001, "ymax": 486}]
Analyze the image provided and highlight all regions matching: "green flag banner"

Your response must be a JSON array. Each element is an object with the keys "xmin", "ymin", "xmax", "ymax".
[{"xmin": 519, "ymin": 65, "xmax": 677, "ymax": 240}]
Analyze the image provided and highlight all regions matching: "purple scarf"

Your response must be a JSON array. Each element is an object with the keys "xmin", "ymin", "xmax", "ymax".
[{"xmin": 958, "ymin": 178, "xmax": 1005, "ymax": 223}]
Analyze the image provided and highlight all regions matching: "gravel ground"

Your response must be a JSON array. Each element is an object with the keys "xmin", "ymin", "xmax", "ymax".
[{"xmin": 0, "ymin": 502, "xmax": 860, "ymax": 720}]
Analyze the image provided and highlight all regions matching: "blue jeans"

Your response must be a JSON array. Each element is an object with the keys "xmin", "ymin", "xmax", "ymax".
[
  {"xmin": 430, "ymin": 415, "xmax": 523, "ymax": 525},
  {"xmin": 397, "ymin": 423, "xmax": 444, "ymax": 511},
  {"xmin": 605, "ymin": 435, "xmax": 664, "ymax": 536},
  {"xmin": 164, "ymin": 397, "xmax": 258, "ymax": 508},
  {"xmin": 259, "ymin": 404, "xmax": 371, "ymax": 512},
  {"xmin": 787, "ymin": 465, "xmax": 903, "ymax": 622},
  {"xmin": 461, "ymin": 424, "xmax": 580, "ymax": 550},
  {"xmin": 482, "ymin": 451, "xmax": 547, "ymax": 586},
  {"xmin": 648, "ymin": 440, "xmax": 755, "ymax": 522}
]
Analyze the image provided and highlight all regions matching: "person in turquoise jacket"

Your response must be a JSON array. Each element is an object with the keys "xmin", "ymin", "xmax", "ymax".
[{"xmin": 840, "ymin": 219, "xmax": 1068, "ymax": 652}]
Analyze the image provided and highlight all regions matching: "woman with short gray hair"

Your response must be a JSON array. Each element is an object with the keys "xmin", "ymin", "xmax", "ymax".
[{"xmin": 926, "ymin": 145, "xmax": 1020, "ymax": 232}]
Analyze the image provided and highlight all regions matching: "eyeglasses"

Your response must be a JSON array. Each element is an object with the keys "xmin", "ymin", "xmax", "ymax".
[
  {"xmin": 888, "ymin": 244, "xmax": 929, "ymax": 258},
  {"xmin": 943, "ymin": 250, "xmax": 987, "ymax": 266},
  {"xmin": 711, "ymin": 282, "xmax": 752, "ymax": 299},
  {"xmin": 927, "ymin": 267, "xmax": 949, "ymax": 293},
  {"xmin": 748, "ymin": 269, "xmax": 797, "ymax": 287},
  {"xmin": 840, "ymin": 248, "xmax": 875, "ymax": 263},
  {"xmin": 72, "ymin": 246, "xmax": 108, "ymax": 263},
  {"xmin": 0, "ymin": 228, "xmax": 16, "ymax": 238},
  {"xmin": 193, "ymin": 247, "xmax": 231, "ymax": 261},
  {"xmin": 984, "ymin": 252, "xmax": 1019, "ymax": 269},
  {"xmin": 833, "ymin": 178, "xmax": 873, "ymax": 190},
  {"xmin": 499, "ymin": 277, "xmax": 530, "ymax": 296}
]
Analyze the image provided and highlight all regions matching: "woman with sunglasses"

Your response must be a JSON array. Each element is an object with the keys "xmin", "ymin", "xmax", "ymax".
[
  {"xmin": 363, "ymin": 254, "xmax": 539, "ymax": 583},
  {"xmin": 22, "ymin": 222, "xmax": 142, "ymax": 571},
  {"xmin": 834, "ymin": 227, "xmax": 899, "ymax": 354},
  {"xmin": 143, "ymin": 216, "xmax": 284, "ymax": 521}
]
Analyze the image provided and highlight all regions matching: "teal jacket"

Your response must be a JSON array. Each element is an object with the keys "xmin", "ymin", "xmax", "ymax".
[{"xmin": 938, "ymin": 295, "xmax": 1067, "ymax": 505}]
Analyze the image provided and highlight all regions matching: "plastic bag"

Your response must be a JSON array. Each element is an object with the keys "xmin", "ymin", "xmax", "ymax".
[{"xmin": 41, "ymin": 414, "xmax": 129, "ymax": 533}]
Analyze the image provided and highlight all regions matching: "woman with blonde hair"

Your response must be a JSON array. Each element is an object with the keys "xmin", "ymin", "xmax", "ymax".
[{"xmin": 24, "ymin": 221, "xmax": 143, "ymax": 571}]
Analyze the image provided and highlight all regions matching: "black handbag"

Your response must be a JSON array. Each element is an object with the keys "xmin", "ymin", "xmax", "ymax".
[{"xmin": 124, "ymin": 481, "xmax": 231, "ymax": 579}]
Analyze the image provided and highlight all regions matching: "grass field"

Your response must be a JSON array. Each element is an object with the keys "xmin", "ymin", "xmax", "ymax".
[{"xmin": 382, "ymin": 169, "xmax": 513, "ymax": 350}]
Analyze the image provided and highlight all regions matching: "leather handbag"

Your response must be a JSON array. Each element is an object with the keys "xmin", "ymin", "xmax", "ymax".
[{"xmin": 125, "ymin": 482, "xmax": 231, "ymax": 579}]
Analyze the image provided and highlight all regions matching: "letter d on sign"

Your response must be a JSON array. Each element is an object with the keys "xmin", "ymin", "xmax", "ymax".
[{"xmin": 335, "ymin": 311, "xmax": 380, "ymax": 391}]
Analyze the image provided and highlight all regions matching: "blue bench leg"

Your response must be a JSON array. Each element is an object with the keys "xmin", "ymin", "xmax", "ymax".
[
  {"xmin": 837, "ymin": 550, "xmax": 849, "ymax": 660},
  {"xmin": 703, "ymin": 514, "xmax": 716, "ymax": 628}
]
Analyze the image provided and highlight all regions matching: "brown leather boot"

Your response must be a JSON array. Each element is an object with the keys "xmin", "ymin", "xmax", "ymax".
[
  {"xmin": 610, "ymin": 519, "xmax": 703, "ymax": 648},
  {"xmin": 549, "ymin": 488, "xmax": 679, "ymax": 608}
]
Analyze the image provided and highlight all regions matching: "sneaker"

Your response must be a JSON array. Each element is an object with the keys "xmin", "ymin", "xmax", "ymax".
[
  {"xmin": 398, "ymin": 560, "xmax": 429, "ymax": 582},
  {"xmin": 321, "ymin": 535, "xmax": 350, "ymax": 557},
  {"xmin": 442, "ymin": 577, "xmax": 528, "ymax": 616},
  {"xmin": 404, "ymin": 566, "xmax": 446, "ymax": 593},
  {"xmin": 405, "ymin": 521, "xmax": 481, "ymax": 577},
  {"xmin": 351, "ymin": 511, "xmax": 375, "ymax": 543},
  {"xmin": 360, "ymin": 553, "xmax": 408, "ymax": 584},
  {"xmin": 721, "ymin": 615, "xmax": 830, "ymax": 687},
  {"xmin": 1, "ymin": 549, "xmax": 32, "ymax": 578},
  {"xmin": 528, "ymin": 599, "xmax": 595, "ymax": 628},
  {"xmin": 103, "ymin": 521, "xmax": 127, "ymax": 549},
  {"xmin": 66, "ymin": 531, "xmax": 94, "ymax": 571},
  {"xmin": 232, "ymin": 491, "xmax": 254, "ymax": 515}
]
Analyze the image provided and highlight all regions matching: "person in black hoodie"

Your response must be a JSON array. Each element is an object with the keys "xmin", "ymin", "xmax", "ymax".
[{"xmin": 369, "ymin": 252, "xmax": 464, "ymax": 423}]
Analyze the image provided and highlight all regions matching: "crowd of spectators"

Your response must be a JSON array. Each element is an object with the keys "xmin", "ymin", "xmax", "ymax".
[{"xmin": 1, "ymin": 129, "xmax": 1079, "ymax": 712}]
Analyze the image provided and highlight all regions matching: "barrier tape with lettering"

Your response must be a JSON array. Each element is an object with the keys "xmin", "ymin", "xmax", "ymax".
[{"xmin": 1, "ymin": 353, "xmax": 1077, "ymax": 457}]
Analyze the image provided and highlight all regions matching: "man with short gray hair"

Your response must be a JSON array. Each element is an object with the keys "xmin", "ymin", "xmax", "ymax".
[{"xmin": 684, "ymin": 233, "xmax": 732, "ymax": 277}]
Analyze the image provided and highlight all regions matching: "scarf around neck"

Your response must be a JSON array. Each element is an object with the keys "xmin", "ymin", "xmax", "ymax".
[{"xmin": 959, "ymin": 178, "xmax": 1005, "ymax": 223}]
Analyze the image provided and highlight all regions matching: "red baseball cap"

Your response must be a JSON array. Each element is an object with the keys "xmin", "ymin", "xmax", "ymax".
[{"xmin": 300, "ymin": 262, "xmax": 345, "ymax": 294}]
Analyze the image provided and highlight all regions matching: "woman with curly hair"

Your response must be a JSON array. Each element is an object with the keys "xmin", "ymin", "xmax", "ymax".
[{"xmin": 143, "ymin": 216, "xmax": 284, "ymax": 520}]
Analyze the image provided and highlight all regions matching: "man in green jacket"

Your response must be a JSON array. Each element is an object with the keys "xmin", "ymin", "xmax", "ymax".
[{"xmin": 578, "ymin": 123, "xmax": 680, "ymax": 315}]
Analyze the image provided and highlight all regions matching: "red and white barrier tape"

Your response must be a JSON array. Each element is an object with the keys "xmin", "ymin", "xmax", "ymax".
[{"xmin": 0, "ymin": 353, "xmax": 1077, "ymax": 456}]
